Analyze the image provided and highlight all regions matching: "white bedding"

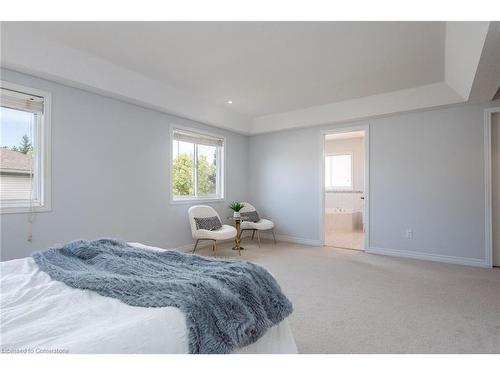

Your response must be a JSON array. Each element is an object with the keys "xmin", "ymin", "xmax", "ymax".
[{"xmin": 0, "ymin": 248, "xmax": 297, "ymax": 354}]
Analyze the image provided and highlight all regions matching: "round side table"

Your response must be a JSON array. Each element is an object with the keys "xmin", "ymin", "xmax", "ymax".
[{"xmin": 227, "ymin": 216, "xmax": 249, "ymax": 254}]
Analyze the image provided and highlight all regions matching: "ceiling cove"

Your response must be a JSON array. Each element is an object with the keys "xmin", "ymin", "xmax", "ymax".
[{"xmin": 1, "ymin": 21, "xmax": 498, "ymax": 135}]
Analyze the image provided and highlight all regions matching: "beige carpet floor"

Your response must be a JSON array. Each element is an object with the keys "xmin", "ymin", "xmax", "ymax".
[{"xmin": 194, "ymin": 239, "xmax": 500, "ymax": 353}]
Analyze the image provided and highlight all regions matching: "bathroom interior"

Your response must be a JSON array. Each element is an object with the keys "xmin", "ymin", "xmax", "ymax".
[{"xmin": 324, "ymin": 130, "xmax": 366, "ymax": 250}]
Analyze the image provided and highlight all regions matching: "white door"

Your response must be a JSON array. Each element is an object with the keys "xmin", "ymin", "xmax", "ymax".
[{"xmin": 493, "ymin": 113, "xmax": 500, "ymax": 267}]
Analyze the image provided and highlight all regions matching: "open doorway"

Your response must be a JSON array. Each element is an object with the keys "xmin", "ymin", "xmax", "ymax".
[{"xmin": 322, "ymin": 127, "xmax": 369, "ymax": 250}]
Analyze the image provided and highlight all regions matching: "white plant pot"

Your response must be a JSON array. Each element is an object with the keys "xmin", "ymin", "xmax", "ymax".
[{"xmin": 233, "ymin": 211, "xmax": 241, "ymax": 218}]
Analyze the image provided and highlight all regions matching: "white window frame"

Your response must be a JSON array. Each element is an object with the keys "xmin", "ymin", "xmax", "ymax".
[
  {"xmin": 0, "ymin": 81, "xmax": 51, "ymax": 214},
  {"xmin": 325, "ymin": 152, "xmax": 353, "ymax": 192},
  {"xmin": 169, "ymin": 125, "xmax": 225, "ymax": 205}
]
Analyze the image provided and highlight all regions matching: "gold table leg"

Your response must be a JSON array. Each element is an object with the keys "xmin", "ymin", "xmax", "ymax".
[{"xmin": 232, "ymin": 219, "xmax": 244, "ymax": 254}]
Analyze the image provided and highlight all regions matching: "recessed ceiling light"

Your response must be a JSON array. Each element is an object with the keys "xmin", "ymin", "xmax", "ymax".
[{"xmin": 227, "ymin": 100, "xmax": 233, "ymax": 104}]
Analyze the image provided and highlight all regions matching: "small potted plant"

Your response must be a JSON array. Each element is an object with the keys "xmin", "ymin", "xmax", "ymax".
[{"xmin": 229, "ymin": 202, "xmax": 245, "ymax": 218}]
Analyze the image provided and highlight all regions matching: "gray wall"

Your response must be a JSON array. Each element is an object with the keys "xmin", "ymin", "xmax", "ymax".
[
  {"xmin": 0, "ymin": 69, "xmax": 249, "ymax": 261},
  {"xmin": 1, "ymin": 67, "xmax": 496, "ymax": 266},
  {"xmin": 249, "ymin": 104, "xmax": 490, "ymax": 263}
]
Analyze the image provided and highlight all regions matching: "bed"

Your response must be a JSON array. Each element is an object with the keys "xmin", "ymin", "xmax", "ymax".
[{"xmin": 0, "ymin": 242, "xmax": 297, "ymax": 354}]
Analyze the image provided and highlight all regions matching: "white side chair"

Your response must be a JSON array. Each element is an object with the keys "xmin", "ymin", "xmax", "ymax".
[
  {"xmin": 188, "ymin": 205, "xmax": 237, "ymax": 253},
  {"xmin": 240, "ymin": 202, "xmax": 276, "ymax": 247}
]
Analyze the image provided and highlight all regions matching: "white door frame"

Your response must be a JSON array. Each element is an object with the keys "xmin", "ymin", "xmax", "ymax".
[
  {"xmin": 319, "ymin": 124, "xmax": 370, "ymax": 249},
  {"xmin": 484, "ymin": 107, "xmax": 500, "ymax": 267}
]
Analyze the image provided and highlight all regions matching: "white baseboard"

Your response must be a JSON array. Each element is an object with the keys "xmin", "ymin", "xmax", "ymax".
[
  {"xmin": 138, "ymin": 239, "xmax": 490, "ymax": 268},
  {"xmin": 366, "ymin": 246, "xmax": 490, "ymax": 268}
]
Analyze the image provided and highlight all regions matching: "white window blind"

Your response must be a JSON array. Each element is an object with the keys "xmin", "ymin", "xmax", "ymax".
[
  {"xmin": 0, "ymin": 87, "xmax": 44, "ymax": 114},
  {"xmin": 173, "ymin": 129, "xmax": 224, "ymax": 147}
]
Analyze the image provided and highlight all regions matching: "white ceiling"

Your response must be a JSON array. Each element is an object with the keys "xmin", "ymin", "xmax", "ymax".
[
  {"xmin": 9, "ymin": 22, "xmax": 444, "ymax": 117},
  {"xmin": 1, "ymin": 21, "xmax": 497, "ymax": 134}
]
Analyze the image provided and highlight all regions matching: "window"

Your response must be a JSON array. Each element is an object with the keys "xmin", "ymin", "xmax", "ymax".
[
  {"xmin": 171, "ymin": 127, "xmax": 224, "ymax": 202},
  {"xmin": 325, "ymin": 153, "xmax": 352, "ymax": 190},
  {"xmin": 0, "ymin": 82, "xmax": 51, "ymax": 213}
]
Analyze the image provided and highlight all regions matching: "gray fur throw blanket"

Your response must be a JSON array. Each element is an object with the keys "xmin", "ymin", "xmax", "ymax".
[{"xmin": 32, "ymin": 238, "xmax": 293, "ymax": 354}]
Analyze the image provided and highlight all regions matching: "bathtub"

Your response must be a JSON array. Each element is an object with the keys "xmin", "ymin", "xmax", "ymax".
[
  {"xmin": 325, "ymin": 208, "xmax": 357, "ymax": 214},
  {"xmin": 325, "ymin": 208, "xmax": 363, "ymax": 232}
]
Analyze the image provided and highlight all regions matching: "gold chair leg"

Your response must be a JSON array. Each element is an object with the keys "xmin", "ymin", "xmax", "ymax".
[
  {"xmin": 257, "ymin": 230, "xmax": 261, "ymax": 248},
  {"xmin": 252, "ymin": 230, "xmax": 256, "ymax": 240},
  {"xmin": 272, "ymin": 229, "xmax": 277, "ymax": 244},
  {"xmin": 193, "ymin": 239, "xmax": 200, "ymax": 253},
  {"xmin": 213, "ymin": 240, "xmax": 217, "ymax": 252}
]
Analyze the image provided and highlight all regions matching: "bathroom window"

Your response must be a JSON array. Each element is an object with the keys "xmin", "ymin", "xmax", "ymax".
[{"xmin": 325, "ymin": 153, "xmax": 352, "ymax": 190}]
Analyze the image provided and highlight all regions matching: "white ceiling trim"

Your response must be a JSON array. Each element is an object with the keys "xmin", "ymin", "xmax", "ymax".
[
  {"xmin": 251, "ymin": 82, "xmax": 464, "ymax": 134},
  {"xmin": 0, "ymin": 27, "xmax": 253, "ymax": 134}
]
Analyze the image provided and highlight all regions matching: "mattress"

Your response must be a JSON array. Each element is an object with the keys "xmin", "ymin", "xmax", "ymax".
[{"xmin": 0, "ymin": 245, "xmax": 297, "ymax": 354}]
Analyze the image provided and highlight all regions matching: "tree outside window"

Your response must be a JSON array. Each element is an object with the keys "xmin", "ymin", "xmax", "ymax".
[{"xmin": 171, "ymin": 132, "xmax": 222, "ymax": 201}]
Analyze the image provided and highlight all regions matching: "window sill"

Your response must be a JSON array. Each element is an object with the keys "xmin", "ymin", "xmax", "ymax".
[
  {"xmin": 0, "ymin": 204, "xmax": 52, "ymax": 215},
  {"xmin": 170, "ymin": 197, "xmax": 225, "ymax": 205}
]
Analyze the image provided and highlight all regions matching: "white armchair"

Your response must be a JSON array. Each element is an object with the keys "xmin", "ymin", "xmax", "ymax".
[
  {"xmin": 188, "ymin": 205, "xmax": 237, "ymax": 253},
  {"xmin": 240, "ymin": 202, "xmax": 276, "ymax": 247}
]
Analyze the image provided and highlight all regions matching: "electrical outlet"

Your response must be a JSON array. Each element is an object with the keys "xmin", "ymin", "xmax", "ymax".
[
  {"xmin": 27, "ymin": 234, "xmax": 33, "ymax": 242},
  {"xmin": 405, "ymin": 229, "xmax": 413, "ymax": 240}
]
